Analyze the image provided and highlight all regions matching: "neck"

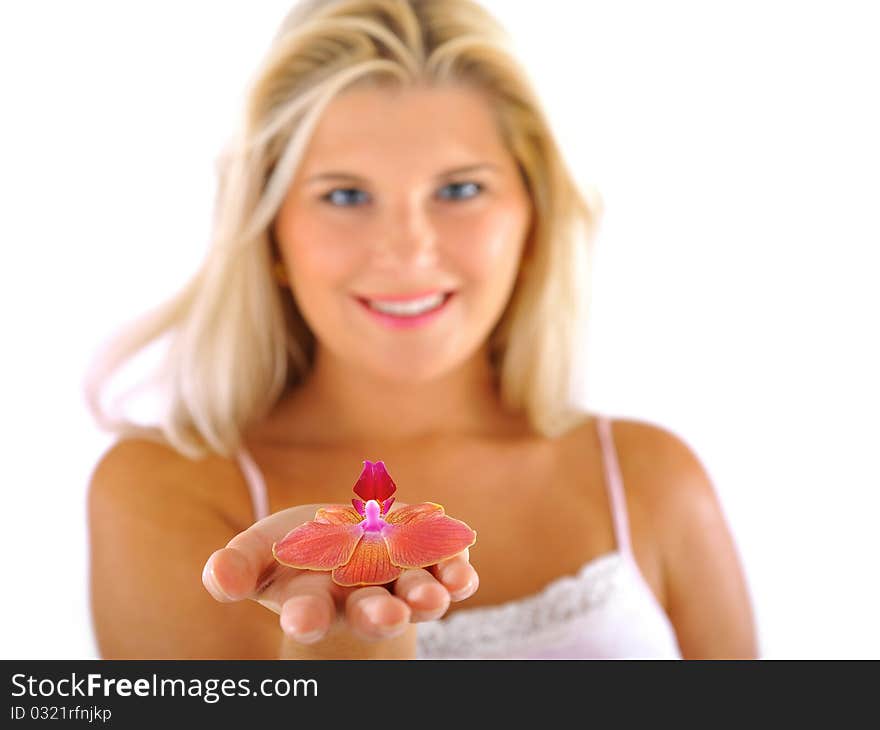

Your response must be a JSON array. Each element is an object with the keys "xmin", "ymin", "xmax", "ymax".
[{"xmin": 277, "ymin": 344, "xmax": 519, "ymax": 447}]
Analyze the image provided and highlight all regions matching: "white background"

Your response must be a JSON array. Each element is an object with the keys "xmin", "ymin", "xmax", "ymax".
[{"xmin": 1, "ymin": 1, "xmax": 877, "ymax": 659}]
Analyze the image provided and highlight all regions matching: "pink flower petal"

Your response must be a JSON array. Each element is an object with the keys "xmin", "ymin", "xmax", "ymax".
[
  {"xmin": 273, "ymin": 520, "xmax": 362, "ymax": 570},
  {"xmin": 352, "ymin": 460, "xmax": 397, "ymax": 504},
  {"xmin": 315, "ymin": 505, "xmax": 362, "ymax": 525},
  {"xmin": 384, "ymin": 502, "xmax": 444, "ymax": 525},
  {"xmin": 383, "ymin": 502, "xmax": 477, "ymax": 568},
  {"xmin": 331, "ymin": 532, "xmax": 402, "ymax": 586}
]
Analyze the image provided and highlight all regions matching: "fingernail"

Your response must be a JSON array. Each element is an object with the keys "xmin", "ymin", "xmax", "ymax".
[
  {"xmin": 450, "ymin": 577, "xmax": 478, "ymax": 602},
  {"xmin": 293, "ymin": 628, "xmax": 324, "ymax": 645},
  {"xmin": 361, "ymin": 596, "xmax": 408, "ymax": 635},
  {"xmin": 407, "ymin": 582, "xmax": 435, "ymax": 606},
  {"xmin": 360, "ymin": 596, "xmax": 388, "ymax": 625},
  {"xmin": 203, "ymin": 562, "xmax": 233, "ymax": 602},
  {"xmin": 439, "ymin": 565, "xmax": 463, "ymax": 591}
]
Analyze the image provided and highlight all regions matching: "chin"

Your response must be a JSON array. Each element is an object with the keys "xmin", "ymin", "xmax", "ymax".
[{"xmin": 365, "ymin": 354, "xmax": 463, "ymax": 385}]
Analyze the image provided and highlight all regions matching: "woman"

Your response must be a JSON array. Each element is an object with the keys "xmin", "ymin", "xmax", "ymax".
[{"xmin": 86, "ymin": 0, "xmax": 757, "ymax": 659}]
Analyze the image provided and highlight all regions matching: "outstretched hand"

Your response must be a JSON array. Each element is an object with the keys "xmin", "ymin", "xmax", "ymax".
[{"xmin": 202, "ymin": 503, "xmax": 479, "ymax": 647}]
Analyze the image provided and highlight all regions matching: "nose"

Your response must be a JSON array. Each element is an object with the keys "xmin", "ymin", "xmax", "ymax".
[{"xmin": 374, "ymin": 196, "xmax": 439, "ymax": 269}]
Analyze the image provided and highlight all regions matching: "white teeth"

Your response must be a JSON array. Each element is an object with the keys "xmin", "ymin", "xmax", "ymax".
[{"xmin": 367, "ymin": 293, "xmax": 446, "ymax": 316}]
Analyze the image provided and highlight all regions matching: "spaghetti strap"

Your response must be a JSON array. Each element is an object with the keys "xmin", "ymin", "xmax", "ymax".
[
  {"xmin": 235, "ymin": 448, "xmax": 270, "ymax": 523},
  {"xmin": 595, "ymin": 415, "xmax": 633, "ymax": 558}
]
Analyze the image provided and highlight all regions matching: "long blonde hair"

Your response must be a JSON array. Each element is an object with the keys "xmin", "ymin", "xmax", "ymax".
[{"xmin": 84, "ymin": 0, "xmax": 602, "ymax": 459}]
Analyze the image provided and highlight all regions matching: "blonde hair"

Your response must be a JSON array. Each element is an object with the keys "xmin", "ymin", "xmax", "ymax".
[{"xmin": 84, "ymin": 0, "xmax": 602, "ymax": 459}]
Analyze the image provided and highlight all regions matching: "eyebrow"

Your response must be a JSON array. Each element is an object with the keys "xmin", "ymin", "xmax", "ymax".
[{"xmin": 304, "ymin": 162, "xmax": 501, "ymax": 186}]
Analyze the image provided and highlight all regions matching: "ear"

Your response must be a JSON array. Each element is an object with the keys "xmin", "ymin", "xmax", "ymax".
[
  {"xmin": 267, "ymin": 222, "xmax": 282, "ymax": 257},
  {"xmin": 517, "ymin": 219, "xmax": 537, "ymax": 280},
  {"xmin": 272, "ymin": 261, "xmax": 289, "ymax": 286},
  {"xmin": 521, "ymin": 206, "xmax": 537, "ymax": 261},
  {"xmin": 266, "ymin": 227, "xmax": 289, "ymax": 287}
]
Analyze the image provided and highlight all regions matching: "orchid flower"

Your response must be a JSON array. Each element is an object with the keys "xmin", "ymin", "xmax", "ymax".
[{"xmin": 272, "ymin": 460, "xmax": 477, "ymax": 587}]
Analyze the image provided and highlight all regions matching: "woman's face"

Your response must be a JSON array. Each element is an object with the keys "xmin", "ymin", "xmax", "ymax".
[{"xmin": 273, "ymin": 83, "xmax": 532, "ymax": 383}]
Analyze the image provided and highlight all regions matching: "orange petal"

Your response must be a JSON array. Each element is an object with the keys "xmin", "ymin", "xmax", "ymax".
[
  {"xmin": 315, "ymin": 505, "xmax": 363, "ymax": 525},
  {"xmin": 384, "ymin": 502, "xmax": 445, "ymax": 525},
  {"xmin": 383, "ymin": 502, "xmax": 477, "ymax": 569},
  {"xmin": 331, "ymin": 532, "xmax": 402, "ymax": 586},
  {"xmin": 273, "ymin": 520, "xmax": 362, "ymax": 570}
]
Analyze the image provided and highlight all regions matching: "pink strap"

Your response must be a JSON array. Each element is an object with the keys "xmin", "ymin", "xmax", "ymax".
[
  {"xmin": 596, "ymin": 415, "xmax": 632, "ymax": 557},
  {"xmin": 236, "ymin": 448, "xmax": 270, "ymax": 523}
]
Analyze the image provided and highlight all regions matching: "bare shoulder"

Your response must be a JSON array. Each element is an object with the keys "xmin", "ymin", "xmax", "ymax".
[
  {"xmin": 88, "ymin": 436, "xmax": 253, "ymax": 532},
  {"xmin": 89, "ymin": 437, "xmax": 183, "ymax": 500},
  {"xmin": 607, "ymin": 417, "xmax": 743, "ymax": 568},
  {"xmin": 87, "ymin": 437, "xmax": 276, "ymax": 658},
  {"xmin": 606, "ymin": 417, "xmax": 715, "ymax": 514},
  {"xmin": 605, "ymin": 416, "xmax": 759, "ymax": 658}
]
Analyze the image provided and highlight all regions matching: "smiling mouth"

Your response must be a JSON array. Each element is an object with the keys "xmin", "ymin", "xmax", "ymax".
[{"xmin": 355, "ymin": 291, "xmax": 455, "ymax": 317}]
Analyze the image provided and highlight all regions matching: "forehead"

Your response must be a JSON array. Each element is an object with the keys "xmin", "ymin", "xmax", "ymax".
[{"xmin": 297, "ymin": 83, "xmax": 513, "ymax": 174}]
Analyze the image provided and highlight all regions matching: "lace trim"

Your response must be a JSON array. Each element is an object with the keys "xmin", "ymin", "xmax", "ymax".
[{"xmin": 416, "ymin": 551, "xmax": 626, "ymax": 658}]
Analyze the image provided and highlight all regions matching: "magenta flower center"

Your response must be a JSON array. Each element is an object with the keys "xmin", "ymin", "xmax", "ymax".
[{"xmin": 361, "ymin": 499, "xmax": 388, "ymax": 533}]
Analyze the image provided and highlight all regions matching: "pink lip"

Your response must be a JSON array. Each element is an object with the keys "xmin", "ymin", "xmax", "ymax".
[{"xmin": 354, "ymin": 292, "xmax": 455, "ymax": 330}]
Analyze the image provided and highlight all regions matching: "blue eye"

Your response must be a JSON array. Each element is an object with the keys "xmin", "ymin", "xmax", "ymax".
[
  {"xmin": 438, "ymin": 181, "xmax": 483, "ymax": 200},
  {"xmin": 323, "ymin": 188, "xmax": 369, "ymax": 206},
  {"xmin": 321, "ymin": 181, "xmax": 483, "ymax": 207}
]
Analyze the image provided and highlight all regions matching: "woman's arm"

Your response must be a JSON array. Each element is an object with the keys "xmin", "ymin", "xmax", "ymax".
[
  {"xmin": 616, "ymin": 421, "xmax": 760, "ymax": 659},
  {"xmin": 87, "ymin": 438, "xmax": 282, "ymax": 658}
]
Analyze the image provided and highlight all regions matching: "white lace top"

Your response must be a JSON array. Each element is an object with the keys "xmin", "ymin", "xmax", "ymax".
[
  {"xmin": 236, "ymin": 415, "xmax": 683, "ymax": 660},
  {"xmin": 415, "ymin": 550, "xmax": 680, "ymax": 659}
]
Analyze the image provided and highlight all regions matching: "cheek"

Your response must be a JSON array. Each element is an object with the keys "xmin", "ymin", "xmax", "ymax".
[
  {"xmin": 281, "ymin": 217, "xmax": 362, "ymax": 292},
  {"xmin": 449, "ymin": 204, "xmax": 527, "ymax": 283}
]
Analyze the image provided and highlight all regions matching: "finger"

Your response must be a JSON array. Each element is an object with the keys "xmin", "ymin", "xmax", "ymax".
[
  {"xmin": 202, "ymin": 506, "xmax": 322, "ymax": 603},
  {"xmin": 203, "ymin": 547, "xmax": 245, "ymax": 603},
  {"xmin": 203, "ymin": 540, "xmax": 266, "ymax": 603},
  {"xmin": 254, "ymin": 564, "xmax": 350, "ymax": 614},
  {"xmin": 393, "ymin": 568, "xmax": 450, "ymax": 622},
  {"xmin": 430, "ymin": 548, "xmax": 479, "ymax": 602},
  {"xmin": 345, "ymin": 586, "xmax": 411, "ymax": 641},
  {"xmin": 278, "ymin": 572, "xmax": 339, "ymax": 644}
]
